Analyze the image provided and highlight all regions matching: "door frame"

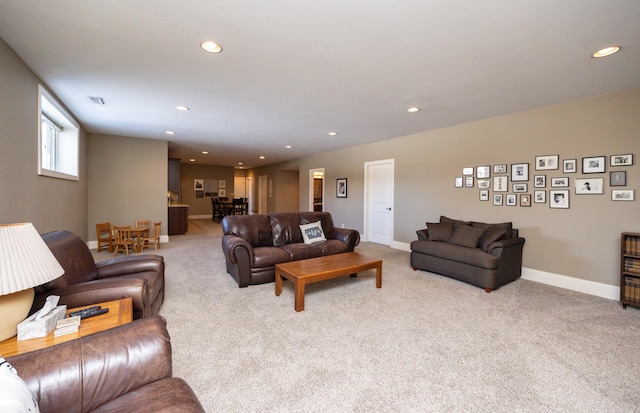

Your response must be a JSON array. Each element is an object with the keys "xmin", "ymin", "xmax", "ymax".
[
  {"xmin": 363, "ymin": 159, "xmax": 394, "ymax": 244},
  {"xmin": 308, "ymin": 168, "xmax": 325, "ymax": 212}
]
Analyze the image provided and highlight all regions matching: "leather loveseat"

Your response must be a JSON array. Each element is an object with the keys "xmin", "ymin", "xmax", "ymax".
[
  {"xmin": 410, "ymin": 216, "xmax": 525, "ymax": 292},
  {"xmin": 221, "ymin": 211, "xmax": 360, "ymax": 287},
  {"xmin": 6, "ymin": 316, "xmax": 205, "ymax": 412},
  {"xmin": 31, "ymin": 230, "xmax": 164, "ymax": 319}
]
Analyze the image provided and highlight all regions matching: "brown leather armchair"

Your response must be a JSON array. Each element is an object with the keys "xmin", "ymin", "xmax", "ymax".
[
  {"xmin": 7, "ymin": 316, "xmax": 204, "ymax": 412},
  {"xmin": 31, "ymin": 230, "xmax": 164, "ymax": 319}
]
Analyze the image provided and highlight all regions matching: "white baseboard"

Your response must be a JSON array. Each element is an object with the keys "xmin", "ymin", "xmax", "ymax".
[{"xmin": 391, "ymin": 240, "xmax": 618, "ymax": 301}]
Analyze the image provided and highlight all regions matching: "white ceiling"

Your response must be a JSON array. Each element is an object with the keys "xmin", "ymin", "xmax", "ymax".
[{"xmin": 1, "ymin": 1, "xmax": 639, "ymax": 168}]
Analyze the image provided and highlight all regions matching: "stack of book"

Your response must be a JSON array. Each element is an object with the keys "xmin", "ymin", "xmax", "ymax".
[{"xmin": 54, "ymin": 316, "xmax": 81, "ymax": 337}]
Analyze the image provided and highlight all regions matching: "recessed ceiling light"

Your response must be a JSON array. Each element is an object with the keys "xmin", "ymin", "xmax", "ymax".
[
  {"xmin": 201, "ymin": 41, "xmax": 223, "ymax": 53},
  {"xmin": 259, "ymin": 156, "xmax": 265, "ymax": 159},
  {"xmin": 202, "ymin": 151, "xmax": 208, "ymax": 154},
  {"xmin": 176, "ymin": 105, "xmax": 190, "ymax": 111},
  {"xmin": 329, "ymin": 132, "xmax": 337, "ymax": 136},
  {"xmin": 238, "ymin": 162, "xmax": 243, "ymax": 165},
  {"xmin": 592, "ymin": 46, "xmax": 621, "ymax": 58},
  {"xmin": 165, "ymin": 131, "xmax": 175, "ymax": 135},
  {"xmin": 285, "ymin": 145, "xmax": 292, "ymax": 149},
  {"xmin": 189, "ymin": 159, "xmax": 195, "ymax": 162},
  {"xmin": 408, "ymin": 107, "xmax": 421, "ymax": 113}
]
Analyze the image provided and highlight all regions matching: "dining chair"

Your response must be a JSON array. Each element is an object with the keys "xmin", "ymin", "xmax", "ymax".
[
  {"xmin": 96, "ymin": 222, "xmax": 114, "ymax": 252},
  {"xmin": 141, "ymin": 221, "xmax": 162, "ymax": 251},
  {"xmin": 135, "ymin": 219, "xmax": 151, "ymax": 229},
  {"xmin": 231, "ymin": 198, "xmax": 245, "ymax": 215},
  {"xmin": 113, "ymin": 225, "xmax": 135, "ymax": 256},
  {"xmin": 212, "ymin": 198, "xmax": 223, "ymax": 223}
]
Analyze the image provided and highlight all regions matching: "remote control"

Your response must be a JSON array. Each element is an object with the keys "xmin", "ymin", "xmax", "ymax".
[
  {"xmin": 79, "ymin": 307, "xmax": 109, "ymax": 319},
  {"xmin": 68, "ymin": 306, "xmax": 101, "ymax": 318}
]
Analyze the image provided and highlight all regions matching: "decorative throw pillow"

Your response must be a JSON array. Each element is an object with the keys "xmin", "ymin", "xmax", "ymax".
[
  {"xmin": 299, "ymin": 221, "xmax": 326, "ymax": 244},
  {"xmin": 0, "ymin": 357, "xmax": 40, "ymax": 413},
  {"xmin": 426, "ymin": 222, "xmax": 452, "ymax": 242},
  {"xmin": 447, "ymin": 223, "xmax": 486, "ymax": 248},
  {"xmin": 478, "ymin": 228, "xmax": 510, "ymax": 252}
]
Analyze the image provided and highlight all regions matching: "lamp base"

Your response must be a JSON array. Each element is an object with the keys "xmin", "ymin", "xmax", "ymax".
[{"xmin": 0, "ymin": 288, "xmax": 34, "ymax": 341}]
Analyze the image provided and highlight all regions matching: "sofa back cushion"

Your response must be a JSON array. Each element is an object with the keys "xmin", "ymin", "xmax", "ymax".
[
  {"xmin": 270, "ymin": 213, "xmax": 303, "ymax": 246},
  {"xmin": 447, "ymin": 222, "xmax": 487, "ymax": 248},
  {"xmin": 425, "ymin": 222, "xmax": 453, "ymax": 241},
  {"xmin": 37, "ymin": 230, "xmax": 98, "ymax": 293},
  {"xmin": 222, "ymin": 215, "xmax": 273, "ymax": 247}
]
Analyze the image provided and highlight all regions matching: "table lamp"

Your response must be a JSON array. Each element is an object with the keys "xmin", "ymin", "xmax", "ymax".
[{"xmin": 0, "ymin": 223, "xmax": 65, "ymax": 341}]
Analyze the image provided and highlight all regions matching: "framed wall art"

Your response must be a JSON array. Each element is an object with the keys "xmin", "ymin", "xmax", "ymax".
[
  {"xmin": 610, "ymin": 171, "xmax": 626, "ymax": 186},
  {"xmin": 520, "ymin": 194, "xmax": 531, "ymax": 207},
  {"xmin": 582, "ymin": 156, "xmax": 606, "ymax": 173},
  {"xmin": 493, "ymin": 176, "xmax": 508, "ymax": 192},
  {"xmin": 493, "ymin": 164, "xmax": 507, "ymax": 174},
  {"xmin": 455, "ymin": 177, "xmax": 463, "ymax": 188},
  {"xmin": 549, "ymin": 190, "xmax": 569, "ymax": 209},
  {"xmin": 551, "ymin": 177, "xmax": 569, "ymax": 187},
  {"xmin": 535, "ymin": 155, "xmax": 559, "ymax": 170},
  {"xmin": 534, "ymin": 175, "xmax": 546, "ymax": 188},
  {"xmin": 513, "ymin": 183, "xmax": 527, "ymax": 193},
  {"xmin": 465, "ymin": 177, "xmax": 474, "ymax": 187},
  {"xmin": 194, "ymin": 178, "xmax": 204, "ymax": 190},
  {"xmin": 612, "ymin": 189, "xmax": 634, "ymax": 201},
  {"xmin": 610, "ymin": 154, "xmax": 633, "ymax": 166},
  {"xmin": 534, "ymin": 190, "xmax": 546, "ymax": 204},
  {"xmin": 493, "ymin": 194, "xmax": 503, "ymax": 206},
  {"xmin": 511, "ymin": 163, "xmax": 529, "ymax": 181},
  {"xmin": 479, "ymin": 190, "xmax": 489, "ymax": 201},
  {"xmin": 563, "ymin": 159, "xmax": 577, "ymax": 173},
  {"xmin": 336, "ymin": 178, "xmax": 347, "ymax": 198},
  {"xmin": 476, "ymin": 165, "xmax": 490, "ymax": 178},
  {"xmin": 506, "ymin": 194, "xmax": 517, "ymax": 206},
  {"xmin": 218, "ymin": 180, "xmax": 226, "ymax": 188},
  {"xmin": 575, "ymin": 178, "xmax": 603, "ymax": 194},
  {"xmin": 462, "ymin": 167, "xmax": 474, "ymax": 176},
  {"xmin": 478, "ymin": 180, "xmax": 490, "ymax": 189}
]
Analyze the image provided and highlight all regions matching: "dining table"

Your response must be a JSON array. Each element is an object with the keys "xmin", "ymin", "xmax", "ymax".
[{"xmin": 129, "ymin": 226, "xmax": 149, "ymax": 252}]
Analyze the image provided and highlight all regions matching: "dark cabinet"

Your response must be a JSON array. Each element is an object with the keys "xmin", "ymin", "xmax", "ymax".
[{"xmin": 168, "ymin": 206, "xmax": 188, "ymax": 235}]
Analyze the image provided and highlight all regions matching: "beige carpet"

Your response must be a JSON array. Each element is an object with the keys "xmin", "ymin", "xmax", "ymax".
[{"xmin": 94, "ymin": 219, "xmax": 640, "ymax": 412}]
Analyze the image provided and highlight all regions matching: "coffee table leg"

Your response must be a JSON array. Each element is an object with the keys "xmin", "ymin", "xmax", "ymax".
[
  {"xmin": 376, "ymin": 263, "xmax": 382, "ymax": 288},
  {"xmin": 275, "ymin": 269, "xmax": 282, "ymax": 296},
  {"xmin": 294, "ymin": 280, "xmax": 305, "ymax": 312}
]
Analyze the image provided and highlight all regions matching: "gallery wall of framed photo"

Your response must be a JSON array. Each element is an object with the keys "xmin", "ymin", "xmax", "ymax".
[{"xmin": 454, "ymin": 153, "xmax": 635, "ymax": 209}]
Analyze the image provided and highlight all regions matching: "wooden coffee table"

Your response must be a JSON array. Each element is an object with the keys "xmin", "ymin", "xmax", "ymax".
[
  {"xmin": 275, "ymin": 252, "xmax": 382, "ymax": 312},
  {"xmin": 0, "ymin": 297, "xmax": 133, "ymax": 358}
]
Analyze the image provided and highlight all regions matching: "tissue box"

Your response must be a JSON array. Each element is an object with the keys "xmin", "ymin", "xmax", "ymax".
[{"xmin": 17, "ymin": 305, "xmax": 67, "ymax": 341}]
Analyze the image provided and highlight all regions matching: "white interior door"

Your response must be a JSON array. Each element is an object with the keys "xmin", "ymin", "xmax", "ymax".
[
  {"xmin": 364, "ymin": 159, "xmax": 394, "ymax": 245},
  {"xmin": 234, "ymin": 177, "xmax": 246, "ymax": 198},
  {"xmin": 247, "ymin": 177, "xmax": 253, "ymax": 214},
  {"xmin": 258, "ymin": 175, "xmax": 267, "ymax": 214}
]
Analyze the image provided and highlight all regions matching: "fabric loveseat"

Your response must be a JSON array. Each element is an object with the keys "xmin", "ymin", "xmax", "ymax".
[
  {"xmin": 410, "ymin": 216, "xmax": 525, "ymax": 292},
  {"xmin": 5, "ymin": 316, "xmax": 205, "ymax": 412},
  {"xmin": 221, "ymin": 211, "xmax": 360, "ymax": 287},
  {"xmin": 32, "ymin": 230, "xmax": 165, "ymax": 319}
]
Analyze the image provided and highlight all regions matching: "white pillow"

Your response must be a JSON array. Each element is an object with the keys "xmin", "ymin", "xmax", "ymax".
[
  {"xmin": 0, "ymin": 356, "xmax": 40, "ymax": 413},
  {"xmin": 299, "ymin": 221, "xmax": 326, "ymax": 244}
]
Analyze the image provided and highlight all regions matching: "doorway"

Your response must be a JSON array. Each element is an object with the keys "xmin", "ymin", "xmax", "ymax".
[
  {"xmin": 363, "ymin": 159, "xmax": 394, "ymax": 245},
  {"xmin": 308, "ymin": 168, "xmax": 324, "ymax": 212}
]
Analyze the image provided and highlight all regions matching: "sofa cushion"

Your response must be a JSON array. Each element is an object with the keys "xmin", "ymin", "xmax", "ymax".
[
  {"xmin": 314, "ymin": 239, "xmax": 349, "ymax": 256},
  {"xmin": 472, "ymin": 221, "xmax": 514, "ymax": 250},
  {"xmin": 279, "ymin": 243, "xmax": 323, "ymax": 260},
  {"xmin": 410, "ymin": 240, "xmax": 500, "ymax": 270},
  {"xmin": 299, "ymin": 221, "xmax": 326, "ymax": 244},
  {"xmin": 222, "ymin": 215, "xmax": 273, "ymax": 247},
  {"xmin": 447, "ymin": 223, "xmax": 486, "ymax": 248},
  {"xmin": 270, "ymin": 213, "xmax": 303, "ymax": 246},
  {"xmin": 252, "ymin": 246, "xmax": 291, "ymax": 267},
  {"xmin": 426, "ymin": 222, "xmax": 452, "ymax": 242},
  {"xmin": 440, "ymin": 215, "xmax": 470, "ymax": 227}
]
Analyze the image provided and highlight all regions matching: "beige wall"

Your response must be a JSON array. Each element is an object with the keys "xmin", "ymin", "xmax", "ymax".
[
  {"xmin": 180, "ymin": 163, "xmax": 235, "ymax": 216},
  {"xmin": 280, "ymin": 89, "xmax": 640, "ymax": 288},
  {"xmin": 247, "ymin": 165, "xmax": 300, "ymax": 214},
  {"xmin": 87, "ymin": 134, "xmax": 167, "ymax": 240},
  {"xmin": 0, "ymin": 37, "xmax": 88, "ymax": 238}
]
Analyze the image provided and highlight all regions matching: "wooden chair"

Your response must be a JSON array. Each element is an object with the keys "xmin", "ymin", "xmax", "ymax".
[
  {"xmin": 113, "ymin": 225, "xmax": 135, "ymax": 256},
  {"xmin": 134, "ymin": 219, "xmax": 151, "ymax": 245},
  {"xmin": 212, "ymin": 198, "xmax": 223, "ymax": 223},
  {"xmin": 141, "ymin": 221, "xmax": 162, "ymax": 251},
  {"xmin": 96, "ymin": 222, "xmax": 114, "ymax": 252}
]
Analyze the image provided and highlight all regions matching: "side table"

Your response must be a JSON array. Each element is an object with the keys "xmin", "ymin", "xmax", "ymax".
[{"xmin": 0, "ymin": 297, "xmax": 133, "ymax": 358}]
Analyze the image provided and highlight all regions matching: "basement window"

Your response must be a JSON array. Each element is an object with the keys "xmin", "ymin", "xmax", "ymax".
[{"xmin": 38, "ymin": 85, "xmax": 79, "ymax": 180}]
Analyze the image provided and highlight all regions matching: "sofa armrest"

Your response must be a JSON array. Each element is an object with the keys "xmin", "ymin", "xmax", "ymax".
[
  {"xmin": 416, "ymin": 229, "xmax": 429, "ymax": 241},
  {"xmin": 221, "ymin": 235, "xmax": 254, "ymax": 264},
  {"xmin": 96, "ymin": 254, "xmax": 164, "ymax": 279},
  {"xmin": 330, "ymin": 227, "xmax": 361, "ymax": 251},
  {"xmin": 7, "ymin": 316, "xmax": 172, "ymax": 413},
  {"xmin": 487, "ymin": 237, "xmax": 525, "ymax": 256}
]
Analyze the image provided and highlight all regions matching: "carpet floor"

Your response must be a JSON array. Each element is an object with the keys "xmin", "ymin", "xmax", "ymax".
[{"xmin": 94, "ymin": 219, "xmax": 640, "ymax": 412}]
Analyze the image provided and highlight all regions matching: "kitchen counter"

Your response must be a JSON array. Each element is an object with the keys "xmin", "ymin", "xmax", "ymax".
[{"xmin": 168, "ymin": 204, "xmax": 188, "ymax": 235}]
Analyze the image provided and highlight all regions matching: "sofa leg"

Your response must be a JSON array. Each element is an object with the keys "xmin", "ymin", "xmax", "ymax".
[
  {"xmin": 349, "ymin": 273, "xmax": 357, "ymax": 278},
  {"xmin": 412, "ymin": 267, "xmax": 417, "ymax": 271},
  {"xmin": 485, "ymin": 288, "xmax": 492, "ymax": 293}
]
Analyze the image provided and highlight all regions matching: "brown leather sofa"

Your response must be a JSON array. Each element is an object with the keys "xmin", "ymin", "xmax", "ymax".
[
  {"xmin": 31, "ymin": 230, "xmax": 164, "ymax": 319},
  {"xmin": 410, "ymin": 216, "xmax": 525, "ymax": 292},
  {"xmin": 7, "ymin": 316, "xmax": 205, "ymax": 412},
  {"xmin": 222, "ymin": 211, "xmax": 360, "ymax": 287}
]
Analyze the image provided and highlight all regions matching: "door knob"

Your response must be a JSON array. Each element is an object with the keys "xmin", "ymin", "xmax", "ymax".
[{"xmin": 386, "ymin": 207, "xmax": 391, "ymax": 210}]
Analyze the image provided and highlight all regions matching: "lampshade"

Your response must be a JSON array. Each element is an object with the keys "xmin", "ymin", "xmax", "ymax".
[{"xmin": 0, "ymin": 223, "xmax": 64, "ymax": 341}]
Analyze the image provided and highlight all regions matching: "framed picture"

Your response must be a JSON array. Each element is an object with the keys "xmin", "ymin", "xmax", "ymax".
[
  {"xmin": 612, "ymin": 189, "xmax": 635, "ymax": 201},
  {"xmin": 455, "ymin": 177, "xmax": 463, "ymax": 188},
  {"xmin": 479, "ymin": 190, "xmax": 489, "ymax": 201},
  {"xmin": 493, "ymin": 164, "xmax": 507, "ymax": 174},
  {"xmin": 549, "ymin": 190, "xmax": 569, "ymax": 209},
  {"xmin": 506, "ymin": 194, "xmax": 517, "ymax": 206},
  {"xmin": 219, "ymin": 188, "xmax": 226, "ymax": 197},
  {"xmin": 610, "ymin": 171, "xmax": 626, "ymax": 186},
  {"xmin": 534, "ymin": 190, "xmax": 546, "ymax": 204},
  {"xmin": 550, "ymin": 177, "xmax": 569, "ymax": 187},
  {"xmin": 582, "ymin": 156, "xmax": 606, "ymax": 173},
  {"xmin": 534, "ymin": 175, "xmax": 546, "ymax": 188},
  {"xmin": 465, "ymin": 176, "xmax": 474, "ymax": 187},
  {"xmin": 610, "ymin": 154, "xmax": 633, "ymax": 166},
  {"xmin": 575, "ymin": 178, "xmax": 603, "ymax": 194},
  {"xmin": 194, "ymin": 178, "xmax": 204, "ymax": 190},
  {"xmin": 476, "ymin": 166, "xmax": 490, "ymax": 178},
  {"xmin": 478, "ymin": 179, "xmax": 490, "ymax": 189},
  {"xmin": 462, "ymin": 167, "xmax": 474, "ymax": 176},
  {"xmin": 513, "ymin": 183, "xmax": 528, "ymax": 193},
  {"xmin": 511, "ymin": 163, "xmax": 529, "ymax": 181},
  {"xmin": 493, "ymin": 176, "xmax": 508, "ymax": 192},
  {"xmin": 563, "ymin": 159, "xmax": 577, "ymax": 173},
  {"xmin": 336, "ymin": 178, "xmax": 347, "ymax": 198},
  {"xmin": 493, "ymin": 194, "xmax": 503, "ymax": 206},
  {"xmin": 520, "ymin": 194, "xmax": 531, "ymax": 207},
  {"xmin": 218, "ymin": 180, "xmax": 226, "ymax": 188},
  {"xmin": 535, "ymin": 155, "xmax": 559, "ymax": 170},
  {"xmin": 196, "ymin": 190, "xmax": 204, "ymax": 198}
]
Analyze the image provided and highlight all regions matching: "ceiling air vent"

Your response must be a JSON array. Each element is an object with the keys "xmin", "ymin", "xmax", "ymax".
[{"xmin": 88, "ymin": 96, "xmax": 105, "ymax": 104}]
